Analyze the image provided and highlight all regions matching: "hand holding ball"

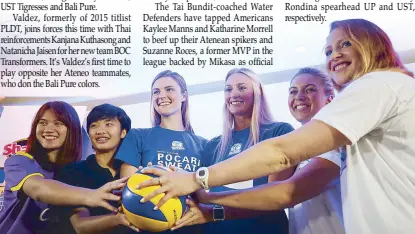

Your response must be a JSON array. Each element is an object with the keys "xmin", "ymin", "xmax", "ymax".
[{"xmin": 122, "ymin": 165, "xmax": 187, "ymax": 232}]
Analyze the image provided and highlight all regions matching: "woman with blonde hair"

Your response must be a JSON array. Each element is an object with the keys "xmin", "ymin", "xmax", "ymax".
[
  {"xmin": 137, "ymin": 19, "xmax": 415, "ymax": 234},
  {"xmin": 115, "ymin": 70, "xmax": 207, "ymax": 233},
  {"xmin": 170, "ymin": 68, "xmax": 294, "ymax": 234}
]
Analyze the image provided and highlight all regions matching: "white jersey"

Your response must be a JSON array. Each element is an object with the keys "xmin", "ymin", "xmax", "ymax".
[
  {"xmin": 289, "ymin": 151, "xmax": 345, "ymax": 234},
  {"xmin": 314, "ymin": 71, "xmax": 415, "ymax": 234}
]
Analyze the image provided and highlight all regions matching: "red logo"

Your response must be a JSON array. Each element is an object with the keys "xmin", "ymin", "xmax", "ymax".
[{"xmin": 2, "ymin": 138, "xmax": 27, "ymax": 158}]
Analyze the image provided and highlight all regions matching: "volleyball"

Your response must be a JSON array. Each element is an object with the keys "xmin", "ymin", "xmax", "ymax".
[{"xmin": 122, "ymin": 165, "xmax": 187, "ymax": 232}]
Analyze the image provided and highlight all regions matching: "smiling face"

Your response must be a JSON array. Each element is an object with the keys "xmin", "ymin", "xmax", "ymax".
[
  {"xmin": 325, "ymin": 28, "xmax": 363, "ymax": 88},
  {"xmin": 289, "ymin": 74, "xmax": 331, "ymax": 124},
  {"xmin": 224, "ymin": 73, "xmax": 254, "ymax": 117},
  {"xmin": 88, "ymin": 118, "xmax": 126, "ymax": 153},
  {"xmin": 152, "ymin": 77, "xmax": 186, "ymax": 118},
  {"xmin": 36, "ymin": 109, "xmax": 68, "ymax": 153}
]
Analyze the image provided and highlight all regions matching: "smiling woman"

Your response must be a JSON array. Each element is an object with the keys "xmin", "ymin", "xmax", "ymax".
[
  {"xmin": 114, "ymin": 70, "xmax": 208, "ymax": 233},
  {"xmin": 35, "ymin": 110, "xmax": 69, "ymax": 162},
  {"xmin": 324, "ymin": 19, "xmax": 413, "ymax": 90},
  {"xmin": 288, "ymin": 68, "xmax": 334, "ymax": 125},
  {"xmin": 284, "ymin": 68, "xmax": 343, "ymax": 234},
  {"xmin": 44, "ymin": 103, "xmax": 136, "ymax": 234},
  {"xmin": 168, "ymin": 68, "xmax": 294, "ymax": 234}
]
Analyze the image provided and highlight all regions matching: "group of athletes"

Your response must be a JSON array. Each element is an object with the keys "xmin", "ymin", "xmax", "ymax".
[{"xmin": 0, "ymin": 18, "xmax": 414, "ymax": 234}]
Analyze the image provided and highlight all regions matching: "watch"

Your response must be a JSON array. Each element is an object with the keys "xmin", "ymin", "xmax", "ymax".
[
  {"xmin": 195, "ymin": 167, "xmax": 210, "ymax": 192},
  {"xmin": 213, "ymin": 205, "xmax": 225, "ymax": 221}
]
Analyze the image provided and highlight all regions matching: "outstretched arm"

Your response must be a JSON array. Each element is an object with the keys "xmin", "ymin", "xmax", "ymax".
[
  {"xmin": 172, "ymin": 198, "xmax": 283, "ymax": 230},
  {"xmin": 173, "ymin": 157, "xmax": 339, "ymax": 230},
  {"xmin": 198, "ymin": 157, "xmax": 340, "ymax": 210},
  {"xmin": 139, "ymin": 120, "xmax": 349, "ymax": 208},
  {"xmin": 22, "ymin": 176, "xmax": 127, "ymax": 212},
  {"xmin": 207, "ymin": 120, "xmax": 348, "ymax": 188}
]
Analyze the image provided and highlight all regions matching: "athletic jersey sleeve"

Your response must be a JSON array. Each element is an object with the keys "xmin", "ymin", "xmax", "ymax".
[
  {"xmin": 200, "ymin": 137, "xmax": 221, "ymax": 167},
  {"xmin": 317, "ymin": 150, "xmax": 341, "ymax": 168},
  {"xmin": 313, "ymin": 72, "xmax": 400, "ymax": 145},
  {"xmin": 199, "ymin": 143, "xmax": 211, "ymax": 167},
  {"xmin": 115, "ymin": 128, "xmax": 144, "ymax": 168},
  {"xmin": 198, "ymin": 136, "xmax": 209, "ymax": 151},
  {"xmin": 54, "ymin": 164, "xmax": 80, "ymax": 187},
  {"xmin": 4, "ymin": 153, "xmax": 44, "ymax": 196},
  {"xmin": 272, "ymin": 122, "xmax": 295, "ymax": 137}
]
